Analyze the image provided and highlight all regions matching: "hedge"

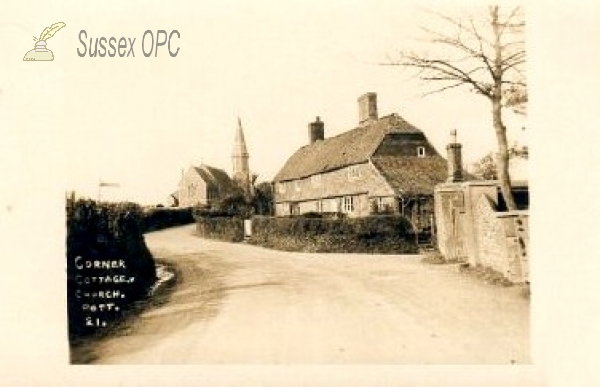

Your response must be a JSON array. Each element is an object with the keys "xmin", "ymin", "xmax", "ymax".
[
  {"xmin": 66, "ymin": 199, "xmax": 157, "ymax": 338},
  {"xmin": 195, "ymin": 216, "xmax": 245, "ymax": 242},
  {"xmin": 141, "ymin": 207, "xmax": 194, "ymax": 232},
  {"xmin": 251, "ymin": 215, "xmax": 418, "ymax": 254}
]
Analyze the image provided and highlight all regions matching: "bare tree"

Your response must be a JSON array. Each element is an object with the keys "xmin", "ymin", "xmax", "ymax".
[{"xmin": 386, "ymin": 5, "xmax": 526, "ymax": 210}]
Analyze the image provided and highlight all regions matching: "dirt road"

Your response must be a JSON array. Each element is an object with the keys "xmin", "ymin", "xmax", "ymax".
[{"xmin": 85, "ymin": 224, "xmax": 529, "ymax": 364}]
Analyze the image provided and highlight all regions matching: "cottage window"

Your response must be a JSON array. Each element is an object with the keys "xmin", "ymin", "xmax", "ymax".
[
  {"xmin": 291, "ymin": 203, "xmax": 300, "ymax": 215},
  {"xmin": 343, "ymin": 196, "xmax": 355, "ymax": 212},
  {"xmin": 279, "ymin": 183, "xmax": 286, "ymax": 193},
  {"xmin": 295, "ymin": 181, "xmax": 301, "ymax": 192},
  {"xmin": 417, "ymin": 146, "xmax": 426, "ymax": 157},
  {"xmin": 347, "ymin": 165, "xmax": 361, "ymax": 179},
  {"xmin": 377, "ymin": 197, "xmax": 385, "ymax": 211},
  {"xmin": 311, "ymin": 174, "xmax": 322, "ymax": 187}
]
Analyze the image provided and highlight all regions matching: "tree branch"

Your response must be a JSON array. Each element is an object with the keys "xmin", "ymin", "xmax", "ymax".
[
  {"xmin": 468, "ymin": 16, "xmax": 495, "ymax": 79},
  {"xmin": 421, "ymin": 81, "xmax": 467, "ymax": 97},
  {"xmin": 498, "ymin": 7, "xmax": 523, "ymax": 37},
  {"xmin": 500, "ymin": 80, "xmax": 527, "ymax": 87},
  {"xmin": 396, "ymin": 54, "xmax": 492, "ymax": 97},
  {"xmin": 500, "ymin": 50, "xmax": 526, "ymax": 66}
]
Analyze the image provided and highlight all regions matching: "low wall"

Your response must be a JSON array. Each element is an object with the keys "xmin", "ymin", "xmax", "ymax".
[
  {"xmin": 435, "ymin": 181, "xmax": 529, "ymax": 283},
  {"xmin": 496, "ymin": 211, "xmax": 529, "ymax": 283}
]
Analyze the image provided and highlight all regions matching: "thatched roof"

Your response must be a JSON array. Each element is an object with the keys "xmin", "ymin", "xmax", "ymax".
[{"xmin": 274, "ymin": 114, "xmax": 423, "ymax": 182}]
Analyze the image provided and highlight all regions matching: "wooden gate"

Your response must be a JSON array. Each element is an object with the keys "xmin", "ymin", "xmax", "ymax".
[
  {"xmin": 439, "ymin": 191, "xmax": 468, "ymax": 262},
  {"xmin": 449, "ymin": 207, "xmax": 468, "ymax": 261}
]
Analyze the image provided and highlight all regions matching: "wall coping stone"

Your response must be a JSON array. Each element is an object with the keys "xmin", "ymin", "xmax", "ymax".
[
  {"xmin": 496, "ymin": 210, "xmax": 529, "ymax": 218},
  {"xmin": 435, "ymin": 180, "xmax": 498, "ymax": 192}
]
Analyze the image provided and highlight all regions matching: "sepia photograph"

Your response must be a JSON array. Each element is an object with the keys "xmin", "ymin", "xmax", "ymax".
[
  {"xmin": 60, "ymin": 2, "xmax": 530, "ymax": 365},
  {"xmin": 1, "ymin": 0, "xmax": 599, "ymax": 385}
]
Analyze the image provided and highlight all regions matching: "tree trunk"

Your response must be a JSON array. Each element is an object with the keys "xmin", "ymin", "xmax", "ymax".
[
  {"xmin": 492, "ymin": 100, "xmax": 517, "ymax": 210},
  {"xmin": 491, "ymin": 6, "xmax": 517, "ymax": 211}
]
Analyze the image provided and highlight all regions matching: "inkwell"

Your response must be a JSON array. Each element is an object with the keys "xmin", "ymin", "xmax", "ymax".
[{"xmin": 23, "ymin": 22, "xmax": 66, "ymax": 61}]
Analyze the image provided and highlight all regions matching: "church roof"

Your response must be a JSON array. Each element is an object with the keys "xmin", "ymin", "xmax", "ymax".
[
  {"xmin": 193, "ymin": 164, "xmax": 236, "ymax": 191},
  {"xmin": 273, "ymin": 114, "xmax": 424, "ymax": 182}
]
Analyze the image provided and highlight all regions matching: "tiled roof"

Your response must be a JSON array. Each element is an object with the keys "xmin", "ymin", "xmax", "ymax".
[
  {"xmin": 371, "ymin": 156, "xmax": 448, "ymax": 196},
  {"xmin": 273, "ymin": 114, "xmax": 422, "ymax": 182},
  {"xmin": 193, "ymin": 164, "xmax": 236, "ymax": 191}
]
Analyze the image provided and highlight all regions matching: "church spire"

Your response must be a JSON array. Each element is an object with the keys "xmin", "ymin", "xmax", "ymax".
[
  {"xmin": 233, "ymin": 117, "xmax": 249, "ymax": 157},
  {"xmin": 232, "ymin": 117, "xmax": 250, "ymax": 194}
]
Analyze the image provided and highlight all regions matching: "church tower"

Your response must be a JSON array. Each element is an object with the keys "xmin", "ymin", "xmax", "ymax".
[{"xmin": 232, "ymin": 117, "xmax": 251, "ymax": 195}]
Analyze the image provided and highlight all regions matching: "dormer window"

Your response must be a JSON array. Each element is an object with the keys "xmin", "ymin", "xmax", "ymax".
[{"xmin": 417, "ymin": 146, "xmax": 426, "ymax": 157}]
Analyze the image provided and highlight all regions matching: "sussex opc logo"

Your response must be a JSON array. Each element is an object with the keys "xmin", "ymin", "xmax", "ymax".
[{"xmin": 23, "ymin": 22, "xmax": 66, "ymax": 61}]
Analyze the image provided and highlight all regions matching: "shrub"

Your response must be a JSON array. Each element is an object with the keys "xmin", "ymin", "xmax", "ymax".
[
  {"xmin": 300, "ymin": 211, "xmax": 323, "ymax": 218},
  {"xmin": 249, "ymin": 215, "xmax": 417, "ymax": 254},
  {"xmin": 66, "ymin": 199, "xmax": 157, "ymax": 338},
  {"xmin": 141, "ymin": 207, "xmax": 194, "ymax": 232},
  {"xmin": 196, "ymin": 216, "xmax": 244, "ymax": 242}
]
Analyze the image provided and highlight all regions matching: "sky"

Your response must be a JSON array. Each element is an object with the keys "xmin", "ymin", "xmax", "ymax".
[{"xmin": 1, "ymin": 0, "xmax": 527, "ymax": 205}]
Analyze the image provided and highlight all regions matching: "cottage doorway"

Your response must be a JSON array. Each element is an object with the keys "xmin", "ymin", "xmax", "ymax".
[{"xmin": 400, "ymin": 196, "xmax": 436, "ymax": 246}]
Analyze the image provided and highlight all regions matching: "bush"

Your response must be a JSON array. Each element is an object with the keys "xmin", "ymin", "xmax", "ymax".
[
  {"xmin": 141, "ymin": 207, "xmax": 194, "ymax": 232},
  {"xmin": 299, "ymin": 211, "xmax": 323, "ymax": 218},
  {"xmin": 196, "ymin": 216, "xmax": 244, "ymax": 242},
  {"xmin": 249, "ymin": 215, "xmax": 417, "ymax": 254},
  {"xmin": 66, "ymin": 199, "xmax": 157, "ymax": 338}
]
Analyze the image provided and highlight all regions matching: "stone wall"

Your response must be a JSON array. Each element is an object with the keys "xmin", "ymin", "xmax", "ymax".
[
  {"xmin": 178, "ymin": 167, "xmax": 208, "ymax": 207},
  {"xmin": 435, "ymin": 181, "xmax": 529, "ymax": 283},
  {"xmin": 475, "ymin": 194, "xmax": 510, "ymax": 276},
  {"xmin": 497, "ymin": 212, "xmax": 529, "ymax": 283}
]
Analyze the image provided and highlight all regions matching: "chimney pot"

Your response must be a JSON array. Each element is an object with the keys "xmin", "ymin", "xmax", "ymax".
[
  {"xmin": 358, "ymin": 92, "xmax": 378, "ymax": 126},
  {"xmin": 446, "ymin": 130, "xmax": 464, "ymax": 182},
  {"xmin": 309, "ymin": 116, "xmax": 325, "ymax": 144}
]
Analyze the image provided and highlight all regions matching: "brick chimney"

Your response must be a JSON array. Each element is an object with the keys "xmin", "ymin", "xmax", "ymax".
[
  {"xmin": 358, "ymin": 92, "xmax": 378, "ymax": 126},
  {"xmin": 446, "ymin": 130, "xmax": 464, "ymax": 182},
  {"xmin": 309, "ymin": 116, "xmax": 324, "ymax": 144}
]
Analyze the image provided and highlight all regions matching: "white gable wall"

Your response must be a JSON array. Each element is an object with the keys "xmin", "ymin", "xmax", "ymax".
[{"xmin": 178, "ymin": 167, "xmax": 209, "ymax": 208}]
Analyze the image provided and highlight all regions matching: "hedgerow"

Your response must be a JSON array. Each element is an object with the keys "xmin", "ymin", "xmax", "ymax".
[
  {"xmin": 141, "ymin": 207, "xmax": 194, "ymax": 232},
  {"xmin": 195, "ymin": 216, "xmax": 245, "ymax": 242},
  {"xmin": 66, "ymin": 199, "xmax": 157, "ymax": 338},
  {"xmin": 248, "ymin": 215, "xmax": 417, "ymax": 254}
]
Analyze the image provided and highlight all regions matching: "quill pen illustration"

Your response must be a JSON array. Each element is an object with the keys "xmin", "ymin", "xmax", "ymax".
[
  {"xmin": 24, "ymin": 22, "xmax": 66, "ymax": 61},
  {"xmin": 36, "ymin": 22, "xmax": 66, "ymax": 43}
]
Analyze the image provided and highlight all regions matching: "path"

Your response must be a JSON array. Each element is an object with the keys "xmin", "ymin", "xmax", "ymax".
[{"xmin": 85, "ymin": 224, "xmax": 529, "ymax": 364}]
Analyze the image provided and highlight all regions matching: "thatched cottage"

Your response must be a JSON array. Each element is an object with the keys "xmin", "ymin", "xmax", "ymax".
[{"xmin": 273, "ymin": 93, "xmax": 447, "ymax": 231}]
